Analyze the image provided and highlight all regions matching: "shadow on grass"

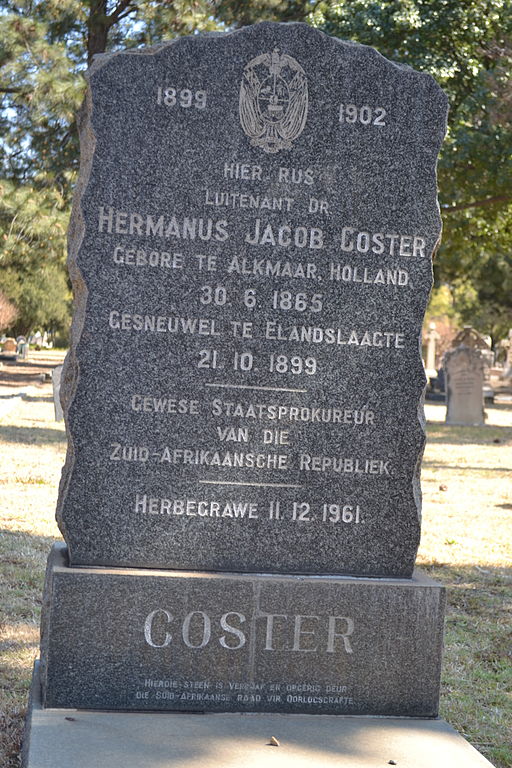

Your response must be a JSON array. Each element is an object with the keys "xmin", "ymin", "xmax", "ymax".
[
  {"xmin": 0, "ymin": 424, "xmax": 66, "ymax": 446},
  {"xmin": 0, "ymin": 527, "xmax": 60, "ymax": 553},
  {"xmin": 22, "ymin": 395, "xmax": 54, "ymax": 404},
  {"xmin": 426, "ymin": 424, "xmax": 512, "ymax": 445},
  {"xmin": 420, "ymin": 561, "xmax": 512, "ymax": 765},
  {"xmin": 0, "ymin": 372, "xmax": 45, "ymax": 387},
  {"xmin": 422, "ymin": 461, "xmax": 512, "ymax": 472},
  {"xmin": 419, "ymin": 560, "xmax": 512, "ymax": 585}
]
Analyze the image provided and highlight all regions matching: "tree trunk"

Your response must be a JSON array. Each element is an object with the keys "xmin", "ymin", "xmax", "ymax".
[{"xmin": 87, "ymin": 0, "xmax": 110, "ymax": 66}]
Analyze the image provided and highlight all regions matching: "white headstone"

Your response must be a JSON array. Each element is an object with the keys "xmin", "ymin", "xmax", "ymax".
[
  {"xmin": 444, "ymin": 346, "xmax": 484, "ymax": 426},
  {"xmin": 52, "ymin": 365, "xmax": 64, "ymax": 421}
]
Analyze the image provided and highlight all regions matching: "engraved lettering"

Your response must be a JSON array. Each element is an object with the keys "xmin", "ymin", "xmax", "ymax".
[
  {"xmin": 144, "ymin": 609, "xmax": 173, "ymax": 648},
  {"xmin": 219, "ymin": 612, "xmax": 246, "ymax": 649},
  {"xmin": 327, "ymin": 617, "xmax": 354, "ymax": 653},
  {"xmin": 292, "ymin": 615, "xmax": 319, "ymax": 652},
  {"xmin": 182, "ymin": 611, "xmax": 211, "ymax": 649},
  {"xmin": 264, "ymin": 614, "xmax": 288, "ymax": 651},
  {"xmin": 244, "ymin": 219, "xmax": 323, "ymax": 249},
  {"xmin": 340, "ymin": 227, "xmax": 427, "ymax": 257}
]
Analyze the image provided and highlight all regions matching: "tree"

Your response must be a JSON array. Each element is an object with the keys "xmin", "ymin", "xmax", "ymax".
[
  {"xmin": 0, "ymin": 177, "xmax": 70, "ymax": 336},
  {"xmin": 311, "ymin": 0, "xmax": 512, "ymax": 342},
  {"xmin": 1, "ymin": 0, "xmax": 511, "ymax": 341},
  {"xmin": 213, "ymin": 0, "xmax": 312, "ymax": 27},
  {"xmin": 0, "ymin": 1, "xmax": 218, "ymax": 337},
  {"xmin": 0, "ymin": 288, "xmax": 17, "ymax": 331}
]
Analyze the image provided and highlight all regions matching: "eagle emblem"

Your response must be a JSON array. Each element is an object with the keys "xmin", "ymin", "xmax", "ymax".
[{"xmin": 239, "ymin": 49, "xmax": 309, "ymax": 154}]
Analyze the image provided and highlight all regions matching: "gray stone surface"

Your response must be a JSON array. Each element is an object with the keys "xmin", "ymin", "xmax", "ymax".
[
  {"xmin": 58, "ymin": 22, "xmax": 447, "ymax": 576},
  {"xmin": 444, "ymin": 345, "xmax": 485, "ymax": 426},
  {"xmin": 40, "ymin": 544, "xmax": 444, "ymax": 716},
  {"xmin": 25, "ymin": 662, "xmax": 496, "ymax": 768}
]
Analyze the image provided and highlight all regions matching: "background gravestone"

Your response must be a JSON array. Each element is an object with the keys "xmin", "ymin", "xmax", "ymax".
[
  {"xmin": 444, "ymin": 345, "xmax": 485, "ymax": 426},
  {"xmin": 51, "ymin": 365, "xmax": 64, "ymax": 422},
  {"xmin": 57, "ymin": 21, "xmax": 447, "ymax": 578}
]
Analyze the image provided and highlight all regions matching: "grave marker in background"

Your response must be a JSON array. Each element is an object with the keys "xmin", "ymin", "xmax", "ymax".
[
  {"xmin": 444, "ymin": 345, "xmax": 485, "ymax": 426},
  {"xmin": 51, "ymin": 365, "xmax": 64, "ymax": 421}
]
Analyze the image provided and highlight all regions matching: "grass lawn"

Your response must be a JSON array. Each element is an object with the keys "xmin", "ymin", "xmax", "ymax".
[{"xmin": 0, "ymin": 386, "xmax": 511, "ymax": 767}]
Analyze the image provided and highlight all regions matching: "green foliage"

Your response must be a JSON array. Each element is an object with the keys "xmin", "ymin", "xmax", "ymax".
[
  {"xmin": 1, "ymin": 0, "xmax": 511, "ymax": 339},
  {"xmin": 312, "ymin": 0, "xmax": 512, "ymax": 340},
  {"xmin": 213, "ymin": 0, "xmax": 312, "ymax": 27},
  {"xmin": 427, "ymin": 284, "xmax": 459, "ymax": 322},
  {"xmin": 0, "ymin": 289, "xmax": 17, "ymax": 330},
  {"xmin": 0, "ymin": 1, "xmax": 219, "ymax": 335},
  {"xmin": 0, "ymin": 179, "xmax": 70, "ymax": 335}
]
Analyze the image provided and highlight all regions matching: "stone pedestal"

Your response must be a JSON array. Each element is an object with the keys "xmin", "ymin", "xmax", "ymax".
[
  {"xmin": 24, "ymin": 662, "xmax": 495, "ymax": 768},
  {"xmin": 40, "ymin": 544, "xmax": 444, "ymax": 717}
]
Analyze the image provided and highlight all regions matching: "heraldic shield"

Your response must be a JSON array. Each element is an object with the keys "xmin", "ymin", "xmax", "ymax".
[{"xmin": 239, "ymin": 49, "xmax": 309, "ymax": 154}]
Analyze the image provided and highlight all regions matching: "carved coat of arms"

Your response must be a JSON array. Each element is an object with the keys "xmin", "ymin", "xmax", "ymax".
[{"xmin": 239, "ymin": 49, "xmax": 308, "ymax": 154}]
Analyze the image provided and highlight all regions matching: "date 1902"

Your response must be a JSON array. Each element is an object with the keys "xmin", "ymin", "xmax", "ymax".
[{"xmin": 339, "ymin": 103, "xmax": 386, "ymax": 126}]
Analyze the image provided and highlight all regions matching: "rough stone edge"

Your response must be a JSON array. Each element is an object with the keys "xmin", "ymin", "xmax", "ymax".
[
  {"xmin": 55, "ymin": 86, "xmax": 94, "ymax": 556},
  {"xmin": 86, "ymin": 21, "xmax": 437, "ymax": 81},
  {"xmin": 56, "ymin": 21, "xmax": 448, "ymax": 562},
  {"xmin": 414, "ymin": 83, "xmax": 448, "ymax": 528}
]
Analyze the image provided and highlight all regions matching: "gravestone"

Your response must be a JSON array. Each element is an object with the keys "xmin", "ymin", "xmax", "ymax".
[
  {"xmin": 51, "ymin": 365, "xmax": 64, "ymax": 421},
  {"xmin": 56, "ymin": 21, "xmax": 447, "ymax": 579},
  {"xmin": 31, "ymin": 21, "xmax": 453, "ymax": 733},
  {"xmin": 444, "ymin": 345, "xmax": 485, "ymax": 426},
  {"xmin": 452, "ymin": 326, "xmax": 490, "ymax": 352},
  {"xmin": 452, "ymin": 326, "xmax": 494, "ymax": 384},
  {"xmin": 40, "ymin": 542, "xmax": 444, "ymax": 715},
  {"xmin": 1, "ymin": 337, "xmax": 17, "ymax": 359},
  {"xmin": 504, "ymin": 329, "xmax": 512, "ymax": 378},
  {"xmin": 425, "ymin": 322, "xmax": 440, "ymax": 374}
]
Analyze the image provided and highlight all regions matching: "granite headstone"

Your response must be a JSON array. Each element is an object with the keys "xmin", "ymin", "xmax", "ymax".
[
  {"xmin": 29, "ymin": 23, "xmax": 450, "ymax": 736},
  {"xmin": 1, "ymin": 337, "xmax": 17, "ymax": 359},
  {"xmin": 444, "ymin": 345, "xmax": 484, "ymax": 426},
  {"xmin": 58, "ymin": 22, "xmax": 447, "ymax": 578}
]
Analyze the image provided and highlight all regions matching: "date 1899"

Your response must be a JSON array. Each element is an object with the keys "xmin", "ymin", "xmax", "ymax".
[{"xmin": 156, "ymin": 87, "xmax": 207, "ymax": 109}]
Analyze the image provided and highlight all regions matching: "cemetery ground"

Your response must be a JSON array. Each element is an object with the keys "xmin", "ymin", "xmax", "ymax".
[{"xmin": 0, "ymin": 357, "xmax": 510, "ymax": 768}]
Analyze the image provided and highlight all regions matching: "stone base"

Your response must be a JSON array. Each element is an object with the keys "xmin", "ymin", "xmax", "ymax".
[
  {"xmin": 40, "ymin": 544, "xmax": 444, "ymax": 716},
  {"xmin": 24, "ymin": 662, "xmax": 495, "ymax": 768}
]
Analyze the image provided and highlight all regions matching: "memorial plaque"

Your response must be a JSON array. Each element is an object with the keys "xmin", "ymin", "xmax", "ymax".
[
  {"xmin": 444, "ymin": 345, "xmax": 485, "ymax": 426},
  {"xmin": 40, "ymin": 544, "xmax": 445, "ymax": 716},
  {"xmin": 59, "ymin": 22, "xmax": 448, "ymax": 576}
]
